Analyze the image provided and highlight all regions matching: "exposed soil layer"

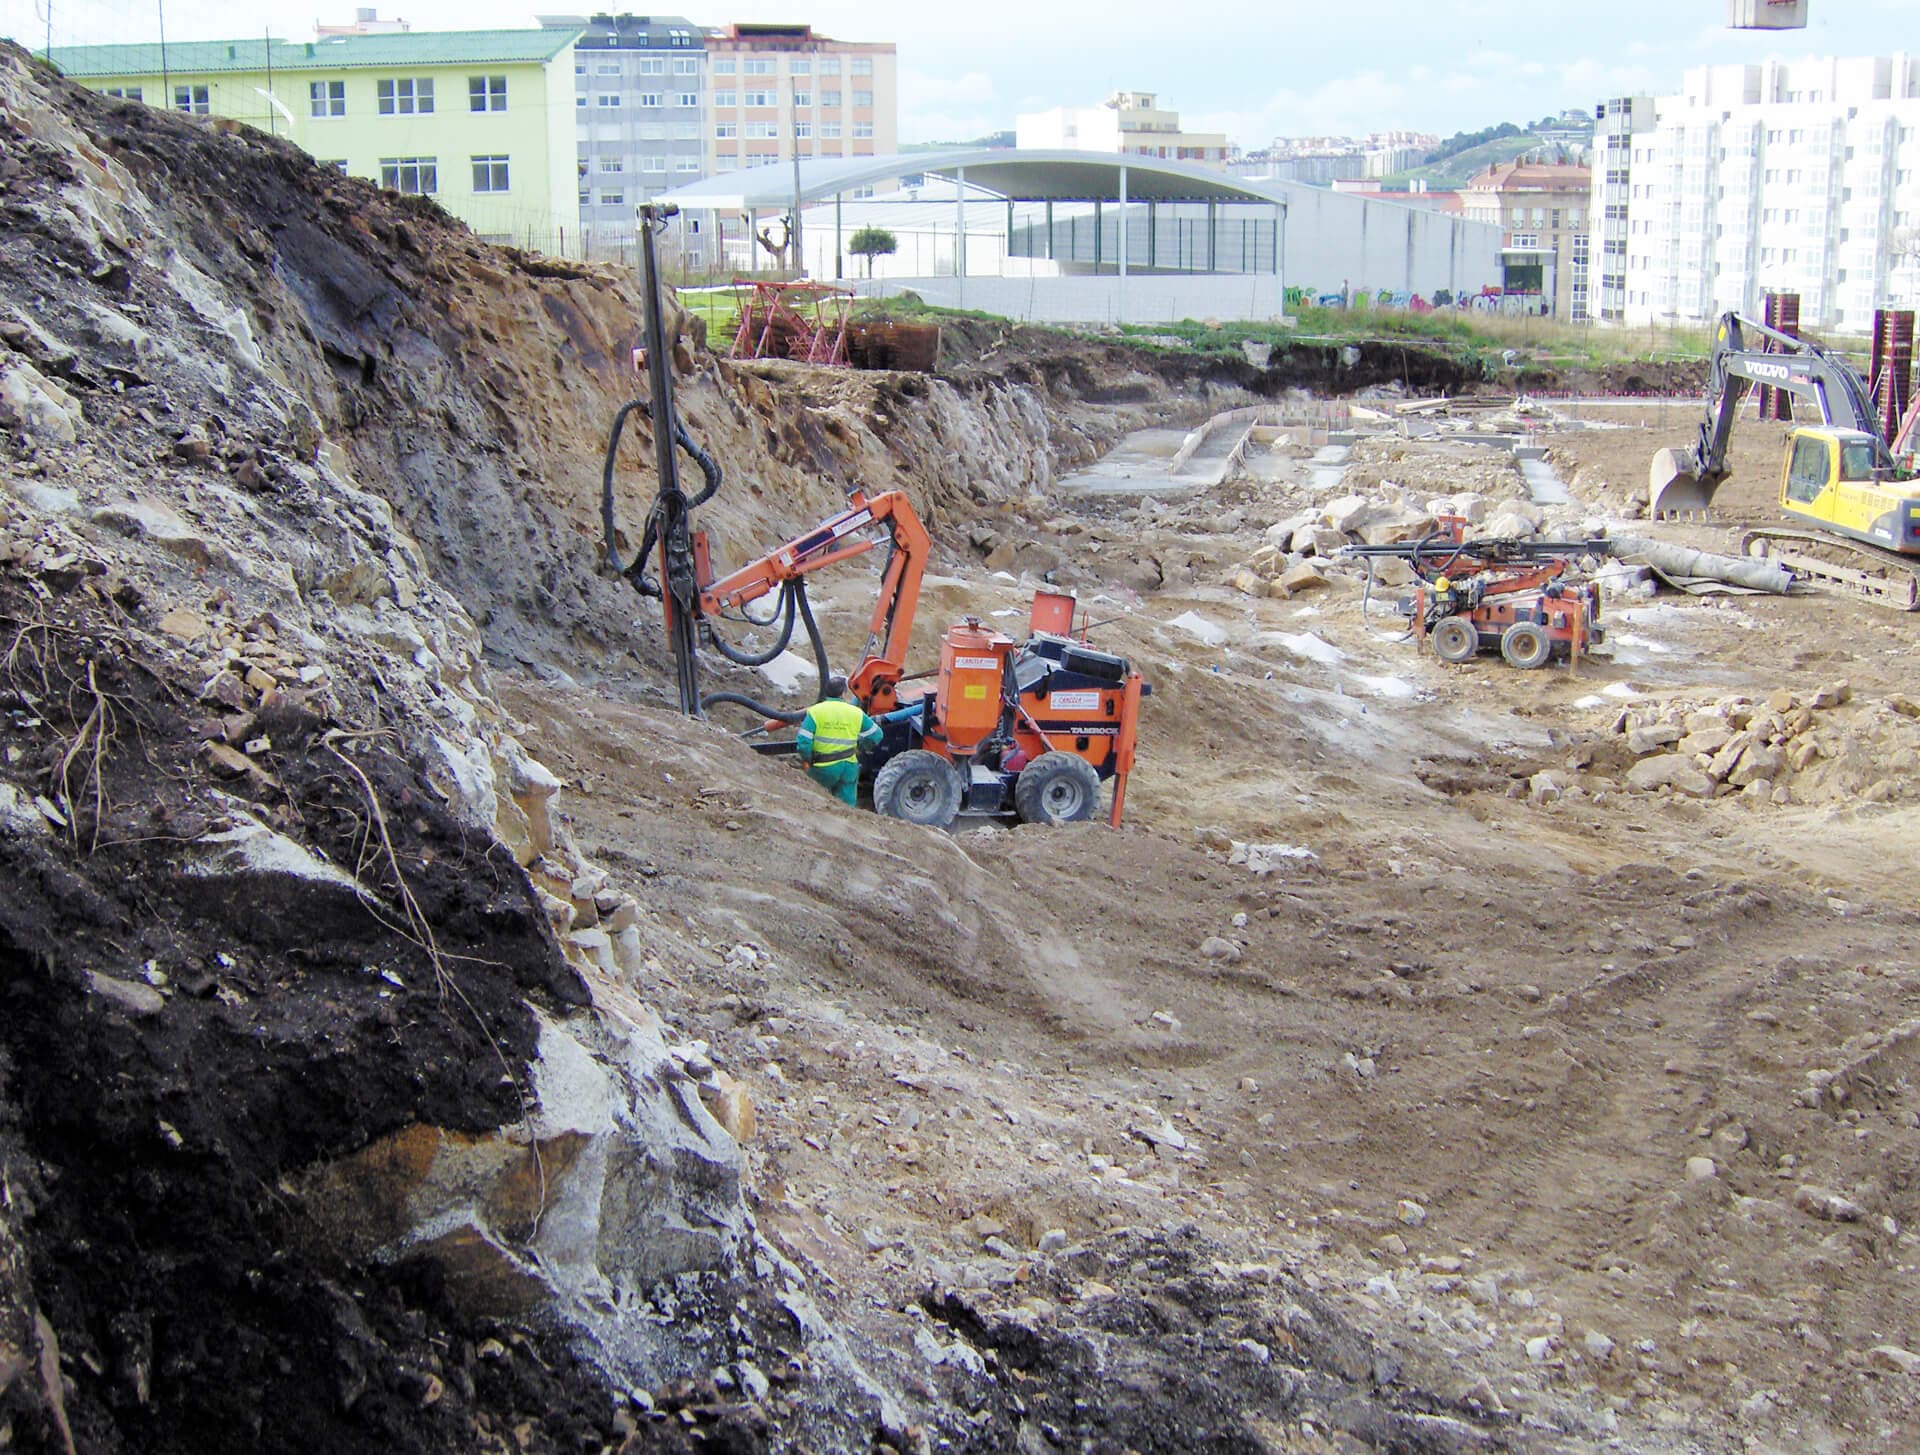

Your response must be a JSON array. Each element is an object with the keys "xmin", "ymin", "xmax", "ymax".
[{"xmin": 0, "ymin": 571, "xmax": 610, "ymax": 1454}]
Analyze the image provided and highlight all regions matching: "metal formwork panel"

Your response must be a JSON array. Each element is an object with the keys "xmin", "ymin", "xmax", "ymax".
[{"xmin": 1870, "ymin": 309, "xmax": 1915, "ymax": 445}]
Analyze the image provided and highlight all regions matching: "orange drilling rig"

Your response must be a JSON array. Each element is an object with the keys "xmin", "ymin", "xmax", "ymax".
[{"xmin": 600, "ymin": 205, "xmax": 1146, "ymax": 828}]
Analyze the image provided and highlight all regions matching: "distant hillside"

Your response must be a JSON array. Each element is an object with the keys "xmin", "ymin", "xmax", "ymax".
[
  {"xmin": 1382, "ymin": 118, "xmax": 1593, "ymax": 190},
  {"xmin": 902, "ymin": 131, "xmax": 1014, "ymax": 153}
]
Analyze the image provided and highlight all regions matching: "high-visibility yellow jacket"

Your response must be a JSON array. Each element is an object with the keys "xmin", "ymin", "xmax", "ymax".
[{"xmin": 796, "ymin": 698, "xmax": 880, "ymax": 766}]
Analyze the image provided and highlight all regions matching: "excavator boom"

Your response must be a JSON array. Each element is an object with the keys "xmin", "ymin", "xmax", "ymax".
[{"xmin": 1652, "ymin": 311, "xmax": 1884, "ymax": 517}]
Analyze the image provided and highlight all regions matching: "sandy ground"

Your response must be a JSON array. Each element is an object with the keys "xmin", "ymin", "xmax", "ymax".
[{"xmin": 496, "ymin": 410, "xmax": 1920, "ymax": 1453}]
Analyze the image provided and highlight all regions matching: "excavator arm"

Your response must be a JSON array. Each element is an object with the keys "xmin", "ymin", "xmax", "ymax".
[
  {"xmin": 1652, "ymin": 311, "xmax": 1885, "ymax": 516},
  {"xmin": 699, "ymin": 490, "xmax": 930, "ymax": 712}
]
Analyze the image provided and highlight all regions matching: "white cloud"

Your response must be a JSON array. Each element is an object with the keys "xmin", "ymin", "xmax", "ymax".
[{"xmin": 899, "ymin": 67, "xmax": 996, "ymax": 107}]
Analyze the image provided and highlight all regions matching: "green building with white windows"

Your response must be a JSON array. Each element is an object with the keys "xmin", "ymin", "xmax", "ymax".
[{"xmin": 48, "ymin": 29, "xmax": 582, "ymax": 253}]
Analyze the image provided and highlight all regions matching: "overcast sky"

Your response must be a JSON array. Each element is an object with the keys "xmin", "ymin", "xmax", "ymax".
[{"xmin": 8, "ymin": 0, "xmax": 1908, "ymax": 145}]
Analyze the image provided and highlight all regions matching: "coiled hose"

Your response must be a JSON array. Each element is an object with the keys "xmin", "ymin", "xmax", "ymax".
[
  {"xmin": 601, "ymin": 394, "xmax": 834, "ymax": 725},
  {"xmin": 601, "ymin": 395, "xmax": 723, "ymax": 597},
  {"xmin": 699, "ymin": 578, "xmax": 832, "ymax": 724}
]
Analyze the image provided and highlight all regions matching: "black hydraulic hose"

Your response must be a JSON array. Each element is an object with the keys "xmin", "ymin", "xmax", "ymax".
[
  {"xmin": 680, "ymin": 426, "xmax": 722, "ymax": 509},
  {"xmin": 707, "ymin": 581, "xmax": 800, "ymax": 667},
  {"xmin": 701, "ymin": 691, "xmax": 806, "ymax": 724},
  {"xmin": 602, "ymin": 399, "xmax": 656, "ymax": 591},
  {"xmin": 701, "ymin": 581, "xmax": 836, "ymax": 728},
  {"xmin": 793, "ymin": 579, "xmax": 832, "ymax": 691},
  {"xmin": 601, "ymin": 394, "xmax": 725, "ymax": 589}
]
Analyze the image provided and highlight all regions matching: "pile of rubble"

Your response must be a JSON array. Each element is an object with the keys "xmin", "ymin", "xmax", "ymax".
[
  {"xmin": 1232, "ymin": 487, "xmax": 1601, "ymax": 599},
  {"xmin": 1335, "ymin": 434, "xmax": 1535, "ymax": 499},
  {"xmin": 1564, "ymin": 681, "xmax": 1920, "ymax": 806}
]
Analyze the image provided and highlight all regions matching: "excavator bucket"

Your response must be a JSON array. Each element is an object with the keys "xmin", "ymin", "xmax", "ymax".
[{"xmin": 1649, "ymin": 447, "xmax": 1721, "ymax": 518}]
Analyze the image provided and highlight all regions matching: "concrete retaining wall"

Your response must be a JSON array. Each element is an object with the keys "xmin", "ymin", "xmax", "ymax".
[{"xmin": 847, "ymin": 273, "xmax": 1288, "ymax": 325}]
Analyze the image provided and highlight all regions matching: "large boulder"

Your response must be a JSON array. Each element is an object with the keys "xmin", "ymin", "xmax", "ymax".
[
  {"xmin": 1625, "ymin": 755, "xmax": 1714, "ymax": 797},
  {"xmin": 291, "ymin": 1008, "xmax": 746, "ymax": 1317},
  {"xmin": 1358, "ymin": 510, "xmax": 1437, "ymax": 548},
  {"xmin": 1290, "ymin": 523, "xmax": 1351, "ymax": 557},
  {"xmin": 0, "ymin": 357, "xmax": 82, "ymax": 444}
]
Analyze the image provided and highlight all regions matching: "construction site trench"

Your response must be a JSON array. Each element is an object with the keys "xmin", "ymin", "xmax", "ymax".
[{"xmin": 5, "ymin": 43, "xmax": 1920, "ymax": 1455}]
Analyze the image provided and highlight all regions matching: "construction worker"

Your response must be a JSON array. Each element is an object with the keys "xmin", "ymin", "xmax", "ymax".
[{"xmin": 794, "ymin": 681, "xmax": 881, "ymax": 805}]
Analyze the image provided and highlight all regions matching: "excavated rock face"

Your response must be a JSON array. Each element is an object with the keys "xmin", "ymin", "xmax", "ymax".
[{"xmin": 0, "ymin": 46, "xmax": 761, "ymax": 1455}]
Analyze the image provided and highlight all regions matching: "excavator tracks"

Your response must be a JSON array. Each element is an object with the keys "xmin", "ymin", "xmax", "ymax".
[{"xmin": 1740, "ymin": 528, "xmax": 1920, "ymax": 611}]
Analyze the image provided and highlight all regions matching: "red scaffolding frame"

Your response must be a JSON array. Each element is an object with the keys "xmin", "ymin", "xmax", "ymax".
[{"xmin": 729, "ymin": 280, "xmax": 855, "ymax": 367}]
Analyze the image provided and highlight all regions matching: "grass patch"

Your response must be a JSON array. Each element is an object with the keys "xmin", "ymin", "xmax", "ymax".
[{"xmin": 1111, "ymin": 308, "xmax": 1712, "ymax": 370}]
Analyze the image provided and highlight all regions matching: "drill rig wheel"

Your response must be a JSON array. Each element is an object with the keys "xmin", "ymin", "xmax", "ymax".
[
  {"xmin": 1013, "ymin": 751, "xmax": 1102, "ymax": 825},
  {"xmin": 1430, "ymin": 617, "xmax": 1480, "ymax": 664},
  {"xmin": 1500, "ymin": 621, "xmax": 1553, "ymax": 670},
  {"xmin": 873, "ymin": 749, "xmax": 963, "ymax": 828}
]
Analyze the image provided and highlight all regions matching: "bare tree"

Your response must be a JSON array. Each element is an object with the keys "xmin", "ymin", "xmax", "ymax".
[{"xmin": 755, "ymin": 215, "xmax": 792, "ymax": 274}]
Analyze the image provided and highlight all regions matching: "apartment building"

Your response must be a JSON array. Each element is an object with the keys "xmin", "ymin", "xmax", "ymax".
[
  {"xmin": 1462, "ymin": 160, "xmax": 1591, "ymax": 318},
  {"xmin": 539, "ymin": 13, "xmax": 708, "ymax": 259},
  {"xmin": 49, "ymin": 29, "xmax": 582, "ymax": 251},
  {"xmin": 1016, "ymin": 91, "xmax": 1230, "ymax": 167},
  {"xmin": 1589, "ymin": 95, "xmax": 1653, "ymax": 321},
  {"xmin": 705, "ymin": 23, "xmax": 898, "ymax": 175},
  {"xmin": 1591, "ymin": 55, "xmax": 1920, "ymax": 332}
]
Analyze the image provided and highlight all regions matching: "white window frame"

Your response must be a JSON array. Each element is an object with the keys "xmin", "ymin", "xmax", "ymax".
[
  {"xmin": 672, "ymin": 57, "xmax": 698, "ymax": 75},
  {"xmin": 596, "ymin": 94, "xmax": 622, "ymax": 108},
  {"xmin": 471, "ymin": 154, "xmax": 509, "ymax": 193},
  {"xmin": 640, "ymin": 156, "xmax": 667, "ymax": 173},
  {"xmin": 379, "ymin": 156, "xmax": 438, "ymax": 194},
  {"xmin": 637, "ymin": 58, "xmax": 665, "ymax": 75},
  {"xmin": 601, "ymin": 189, "xmax": 625, "ymax": 206},
  {"xmin": 468, "ymin": 74, "xmax": 507, "ymax": 112},
  {"xmin": 377, "ymin": 77, "xmax": 434, "ymax": 116},
  {"xmin": 309, "ymin": 79, "xmax": 345, "ymax": 118},
  {"xmin": 174, "ymin": 84, "xmax": 209, "ymax": 115},
  {"xmin": 638, "ymin": 92, "xmax": 663, "ymax": 108}
]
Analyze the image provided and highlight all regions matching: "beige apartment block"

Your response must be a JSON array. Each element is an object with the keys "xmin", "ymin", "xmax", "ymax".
[
  {"xmin": 704, "ymin": 23, "xmax": 896, "ymax": 180},
  {"xmin": 1016, "ymin": 91, "xmax": 1229, "ymax": 166},
  {"xmin": 1462, "ymin": 160, "xmax": 1592, "ymax": 318}
]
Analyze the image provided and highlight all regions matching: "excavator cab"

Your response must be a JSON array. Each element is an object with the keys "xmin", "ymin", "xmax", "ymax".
[{"xmin": 1778, "ymin": 426, "xmax": 1920, "ymax": 549}]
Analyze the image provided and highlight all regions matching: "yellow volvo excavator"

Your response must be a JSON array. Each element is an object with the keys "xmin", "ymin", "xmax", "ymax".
[{"xmin": 1651, "ymin": 311, "xmax": 1920, "ymax": 609}]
